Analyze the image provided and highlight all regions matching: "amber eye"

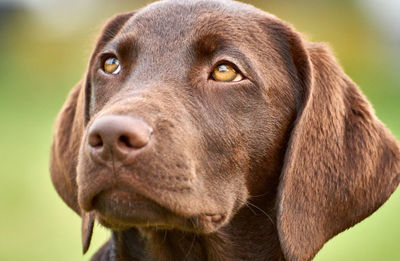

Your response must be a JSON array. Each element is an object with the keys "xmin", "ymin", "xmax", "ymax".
[
  {"xmin": 103, "ymin": 57, "xmax": 121, "ymax": 74},
  {"xmin": 211, "ymin": 64, "xmax": 243, "ymax": 82}
]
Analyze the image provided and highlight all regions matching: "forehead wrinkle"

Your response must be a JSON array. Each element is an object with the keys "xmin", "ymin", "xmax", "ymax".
[
  {"xmin": 191, "ymin": 11, "xmax": 259, "ymax": 57},
  {"xmin": 113, "ymin": 33, "xmax": 137, "ymax": 51},
  {"xmin": 195, "ymin": 12, "xmax": 251, "ymax": 37}
]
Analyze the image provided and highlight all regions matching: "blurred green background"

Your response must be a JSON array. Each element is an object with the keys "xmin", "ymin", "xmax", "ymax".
[{"xmin": 0, "ymin": 0, "xmax": 399, "ymax": 260}]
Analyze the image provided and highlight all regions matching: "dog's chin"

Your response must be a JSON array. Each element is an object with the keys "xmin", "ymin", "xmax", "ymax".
[
  {"xmin": 92, "ymin": 189, "xmax": 170, "ymax": 230},
  {"xmin": 92, "ymin": 188, "xmax": 229, "ymax": 233}
]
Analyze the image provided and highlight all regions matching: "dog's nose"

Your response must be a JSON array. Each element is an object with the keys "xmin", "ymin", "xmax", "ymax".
[{"xmin": 87, "ymin": 115, "xmax": 153, "ymax": 162}]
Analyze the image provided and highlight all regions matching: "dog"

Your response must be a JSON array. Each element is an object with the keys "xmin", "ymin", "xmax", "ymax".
[{"xmin": 50, "ymin": 0, "xmax": 400, "ymax": 260}]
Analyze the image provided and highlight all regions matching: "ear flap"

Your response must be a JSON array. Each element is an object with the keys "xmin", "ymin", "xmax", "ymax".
[
  {"xmin": 50, "ymin": 10, "xmax": 136, "ymax": 253},
  {"xmin": 276, "ymin": 40, "xmax": 400, "ymax": 260},
  {"xmin": 82, "ymin": 211, "xmax": 95, "ymax": 254},
  {"xmin": 50, "ymin": 80, "xmax": 86, "ymax": 215}
]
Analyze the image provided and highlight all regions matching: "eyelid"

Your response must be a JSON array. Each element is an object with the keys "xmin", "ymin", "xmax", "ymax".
[
  {"xmin": 99, "ymin": 52, "xmax": 118, "ymax": 67},
  {"xmin": 212, "ymin": 60, "xmax": 240, "ymax": 70},
  {"xmin": 214, "ymin": 56, "xmax": 247, "ymax": 71}
]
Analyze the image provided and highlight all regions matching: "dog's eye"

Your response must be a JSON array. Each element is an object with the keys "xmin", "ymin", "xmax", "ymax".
[
  {"xmin": 103, "ymin": 57, "xmax": 121, "ymax": 74},
  {"xmin": 211, "ymin": 64, "xmax": 243, "ymax": 82}
]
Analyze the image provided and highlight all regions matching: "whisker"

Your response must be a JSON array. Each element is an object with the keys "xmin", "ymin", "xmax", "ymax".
[
  {"xmin": 163, "ymin": 230, "xmax": 168, "ymax": 242},
  {"xmin": 183, "ymin": 234, "xmax": 197, "ymax": 260},
  {"xmin": 245, "ymin": 201, "xmax": 275, "ymax": 226},
  {"xmin": 248, "ymin": 191, "xmax": 270, "ymax": 198},
  {"xmin": 244, "ymin": 201, "xmax": 257, "ymax": 215}
]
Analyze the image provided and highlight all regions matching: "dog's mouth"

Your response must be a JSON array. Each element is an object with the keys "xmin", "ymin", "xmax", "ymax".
[{"xmin": 91, "ymin": 187, "xmax": 227, "ymax": 233}]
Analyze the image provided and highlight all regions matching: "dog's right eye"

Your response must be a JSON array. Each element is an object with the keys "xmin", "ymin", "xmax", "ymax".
[{"xmin": 102, "ymin": 57, "xmax": 121, "ymax": 75}]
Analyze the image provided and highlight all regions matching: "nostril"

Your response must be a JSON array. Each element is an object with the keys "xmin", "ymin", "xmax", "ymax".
[
  {"xmin": 119, "ymin": 134, "xmax": 135, "ymax": 149},
  {"xmin": 118, "ymin": 131, "xmax": 149, "ymax": 149},
  {"xmin": 88, "ymin": 133, "xmax": 103, "ymax": 148}
]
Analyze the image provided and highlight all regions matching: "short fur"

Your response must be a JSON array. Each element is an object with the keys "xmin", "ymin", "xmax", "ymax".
[{"xmin": 50, "ymin": 0, "xmax": 400, "ymax": 260}]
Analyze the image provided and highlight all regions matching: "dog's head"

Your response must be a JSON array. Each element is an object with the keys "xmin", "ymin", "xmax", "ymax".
[{"xmin": 50, "ymin": 0, "xmax": 400, "ymax": 260}]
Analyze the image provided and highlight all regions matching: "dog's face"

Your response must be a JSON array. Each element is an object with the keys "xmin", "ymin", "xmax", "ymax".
[
  {"xmin": 77, "ymin": 0, "xmax": 295, "ymax": 233},
  {"xmin": 50, "ymin": 0, "xmax": 400, "ymax": 260}
]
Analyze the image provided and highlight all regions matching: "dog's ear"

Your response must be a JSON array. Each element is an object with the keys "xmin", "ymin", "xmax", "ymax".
[
  {"xmin": 50, "ymin": 10, "xmax": 136, "ymax": 253},
  {"xmin": 50, "ymin": 79, "xmax": 86, "ymax": 214},
  {"xmin": 272, "ymin": 23, "xmax": 400, "ymax": 260}
]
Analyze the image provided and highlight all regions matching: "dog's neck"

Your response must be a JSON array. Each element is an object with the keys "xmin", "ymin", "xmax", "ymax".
[{"xmin": 100, "ymin": 196, "xmax": 283, "ymax": 261}]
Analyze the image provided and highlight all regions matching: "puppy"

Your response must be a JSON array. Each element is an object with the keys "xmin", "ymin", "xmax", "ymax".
[{"xmin": 50, "ymin": 0, "xmax": 400, "ymax": 260}]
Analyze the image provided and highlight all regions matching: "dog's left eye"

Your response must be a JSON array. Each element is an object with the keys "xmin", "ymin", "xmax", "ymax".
[
  {"xmin": 102, "ymin": 57, "xmax": 121, "ymax": 74},
  {"xmin": 211, "ymin": 63, "xmax": 243, "ymax": 82}
]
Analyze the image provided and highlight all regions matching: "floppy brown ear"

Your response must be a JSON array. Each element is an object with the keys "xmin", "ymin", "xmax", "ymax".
[
  {"xmin": 50, "ymin": 80, "xmax": 86, "ymax": 214},
  {"xmin": 276, "ymin": 35, "xmax": 400, "ymax": 260}
]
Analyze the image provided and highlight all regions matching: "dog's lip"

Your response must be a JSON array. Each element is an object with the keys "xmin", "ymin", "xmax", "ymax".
[{"xmin": 91, "ymin": 186, "xmax": 228, "ymax": 232}]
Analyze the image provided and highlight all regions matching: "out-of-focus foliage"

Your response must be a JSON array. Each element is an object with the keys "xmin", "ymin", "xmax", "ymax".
[{"xmin": 0, "ymin": 0, "xmax": 399, "ymax": 260}]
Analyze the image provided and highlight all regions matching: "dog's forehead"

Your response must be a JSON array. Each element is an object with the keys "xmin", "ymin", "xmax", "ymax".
[
  {"xmin": 133, "ymin": 0, "xmax": 258, "ymax": 26},
  {"xmin": 119, "ymin": 0, "xmax": 263, "ymax": 48}
]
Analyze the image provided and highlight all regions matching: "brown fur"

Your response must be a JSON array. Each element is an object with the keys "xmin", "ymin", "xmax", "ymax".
[{"xmin": 50, "ymin": 0, "xmax": 400, "ymax": 260}]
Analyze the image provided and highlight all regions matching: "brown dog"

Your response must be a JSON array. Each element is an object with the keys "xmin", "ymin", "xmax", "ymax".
[{"xmin": 50, "ymin": 0, "xmax": 400, "ymax": 260}]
